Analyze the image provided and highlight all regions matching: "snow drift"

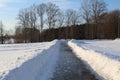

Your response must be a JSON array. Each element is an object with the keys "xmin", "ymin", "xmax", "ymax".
[{"xmin": 68, "ymin": 40, "xmax": 120, "ymax": 80}]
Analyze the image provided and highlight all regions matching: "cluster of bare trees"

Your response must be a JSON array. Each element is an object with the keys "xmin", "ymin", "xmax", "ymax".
[
  {"xmin": 0, "ymin": 0, "xmax": 119, "ymax": 44},
  {"xmin": 14, "ymin": 0, "xmax": 120, "ymax": 42},
  {"xmin": 81, "ymin": 0, "xmax": 107, "ymax": 39},
  {"xmin": 41, "ymin": 8, "xmax": 120, "ymax": 40},
  {"xmin": 15, "ymin": 2, "xmax": 81, "ymax": 43},
  {"xmin": 81, "ymin": 0, "xmax": 120, "ymax": 39}
]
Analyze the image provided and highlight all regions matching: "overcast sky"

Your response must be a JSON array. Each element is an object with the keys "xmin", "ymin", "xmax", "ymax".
[{"xmin": 0, "ymin": 0, "xmax": 120, "ymax": 31}]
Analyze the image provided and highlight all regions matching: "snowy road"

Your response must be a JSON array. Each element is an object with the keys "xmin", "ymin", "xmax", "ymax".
[
  {"xmin": 52, "ymin": 41, "xmax": 98, "ymax": 80},
  {"xmin": 1, "ymin": 40, "xmax": 120, "ymax": 80},
  {"xmin": 1, "ymin": 40, "xmax": 99, "ymax": 80}
]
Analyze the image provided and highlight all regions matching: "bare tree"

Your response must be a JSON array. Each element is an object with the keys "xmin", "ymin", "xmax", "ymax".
[
  {"xmin": 29, "ymin": 5, "xmax": 37, "ymax": 29},
  {"xmin": 46, "ymin": 3, "xmax": 59, "ymax": 29},
  {"xmin": 0, "ymin": 21, "xmax": 4, "ymax": 44},
  {"xmin": 37, "ymin": 3, "xmax": 46, "ymax": 32},
  {"xmin": 90, "ymin": 0, "xmax": 107, "ymax": 38},
  {"xmin": 29, "ymin": 5, "xmax": 37, "ymax": 42},
  {"xmin": 65, "ymin": 9, "xmax": 73, "ymax": 26},
  {"xmin": 18, "ymin": 8, "xmax": 30, "ymax": 43},
  {"xmin": 81, "ymin": 0, "xmax": 91, "ymax": 24},
  {"xmin": 65, "ymin": 9, "xmax": 80, "ymax": 26},
  {"xmin": 81, "ymin": 0, "xmax": 93, "ymax": 39},
  {"xmin": 90, "ymin": 0, "xmax": 107, "ymax": 23},
  {"xmin": 65, "ymin": 9, "xmax": 80, "ymax": 38},
  {"xmin": 37, "ymin": 3, "xmax": 46, "ymax": 41},
  {"xmin": 71, "ymin": 10, "xmax": 80, "ymax": 26},
  {"xmin": 56, "ymin": 11, "xmax": 65, "ymax": 28}
]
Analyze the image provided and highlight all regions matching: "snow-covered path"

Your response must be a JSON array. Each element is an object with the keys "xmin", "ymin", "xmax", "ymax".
[
  {"xmin": 1, "ymin": 40, "xmax": 100, "ymax": 80},
  {"xmin": 52, "ymin": 41, "xmax": 98, "ymax": 80}
]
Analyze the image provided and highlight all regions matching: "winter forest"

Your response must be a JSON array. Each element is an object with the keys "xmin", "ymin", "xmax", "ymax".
[{"xmin": 0, "ymin": 0, "xmax": 120, "ymax": 43}]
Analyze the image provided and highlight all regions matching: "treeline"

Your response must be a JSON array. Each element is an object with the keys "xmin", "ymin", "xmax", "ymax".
[
  {"xmin": 0, "ymin": 0, "xmax": 120, "ymax": 43},
  {"xmin": 14, "ymin": 2, "xmax": 81, "ymax": 43}
]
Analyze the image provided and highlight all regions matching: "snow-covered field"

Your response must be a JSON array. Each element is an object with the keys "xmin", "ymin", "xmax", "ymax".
[
  {"xmin": 68, "ymin": 39, "xmax": 120, "ymax": 80},
  {"xmin": 0, "ymin": 39, "xmax": 120, "ymax": 80},
  {"xmin": 71, "ymin": 39, "xmax": 120, "ymax": 61},
  {"xmin": 0, "ymin": 40, "xmax": 60, "ymax": 80}
]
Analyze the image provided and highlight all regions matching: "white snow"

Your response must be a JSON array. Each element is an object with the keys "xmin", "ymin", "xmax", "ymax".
[
  {"xmin": 68, "ymin": 39, "xmax": 120, "ymax": 80},
  {"xmin": 1, "ymin": 39, "xmax": 120, "ymax": 80},
  {"xmin": 71, "ymin": 39, "xmax": 120, "ymax": 61},
  {"xmin": 0, "ymin": 40, "xmax": 59, "ymax": 80}
]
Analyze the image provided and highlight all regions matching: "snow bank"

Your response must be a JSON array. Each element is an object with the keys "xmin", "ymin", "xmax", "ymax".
[
  {"xmin": 0, "ymin": 40, "xmax": 59, "ymax": 80},
  {"xmin": 72, "ymin": 40, "xmax": 120, "ymax": 61},
  {"xmin": 68, "ymin": 40, "xmax": 120, "ymax": 80}
]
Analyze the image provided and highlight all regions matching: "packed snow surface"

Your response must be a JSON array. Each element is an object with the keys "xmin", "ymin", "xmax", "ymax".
[
  {"xmin": 0, "ymin": 40, "xmax": 59, "ymax": 80},
  {"xmin": 68, "ymin": 39, "xmax": 120, "ymax": 80}
]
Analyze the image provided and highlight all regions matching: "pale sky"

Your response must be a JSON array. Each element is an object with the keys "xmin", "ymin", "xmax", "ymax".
[{"xmin": 0, "ymin": 0, "xmax": 120, "ymax": 31}]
